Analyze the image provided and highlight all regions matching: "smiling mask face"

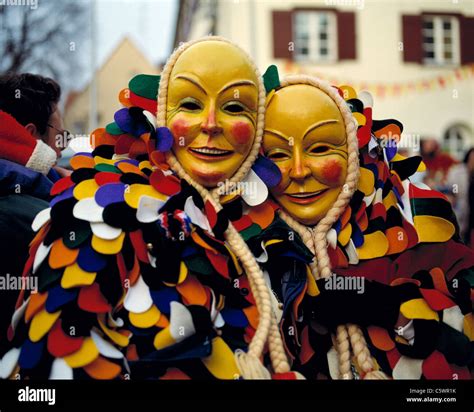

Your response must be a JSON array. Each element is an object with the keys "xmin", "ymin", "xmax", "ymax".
[
  {"xmin": 166, "ymin": 41, "xmax": 259, "ymax": 188},
  {"xmin": 263, "ymin": 84, "xmax": 348, "ymax": 226}
]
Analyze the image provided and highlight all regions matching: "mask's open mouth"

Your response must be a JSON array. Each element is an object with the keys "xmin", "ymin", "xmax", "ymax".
[
  {"xmin": 189, "ymin": 146, "xmax": 235, "ymax": 160},
  {"xmin": 285, "ymin": 189, "xmax": 328, "ymax": 204}
]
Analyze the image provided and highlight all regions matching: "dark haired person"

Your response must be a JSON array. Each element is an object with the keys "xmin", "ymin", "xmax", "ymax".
[
  {"xmin": 0, "ymin": 73, "xmax": 68, "ymax": 358},
  {"xmin": 0, "ymin": 73, "xmax": 72, "ymax": 180}
]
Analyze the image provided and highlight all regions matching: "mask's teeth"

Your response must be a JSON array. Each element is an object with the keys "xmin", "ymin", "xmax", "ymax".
[
  {"xmin": 191, "ymin": 148, "xmax": 232, "ymax": 155},
  {"xmin": 290, "ymin": 190, "xmax": 326, "ymax": 198}
]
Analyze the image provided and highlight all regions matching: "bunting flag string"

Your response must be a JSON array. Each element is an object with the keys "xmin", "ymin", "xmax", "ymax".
[{"xmin": 283, "ymin": 62, "xmax": 474, "ymax": 99}]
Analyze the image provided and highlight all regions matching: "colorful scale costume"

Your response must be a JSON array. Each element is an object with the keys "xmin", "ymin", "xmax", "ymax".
[
  {"xmin": 2, "ymin": 38, "xmax": 307, "ymax": 380},
  {"xmin": 1, "ymin": 39, "xmax": 472, "ymax": 381},
  {"xmin": 262, "ymin": 71, "xmax": 474, "ymax": 379}
]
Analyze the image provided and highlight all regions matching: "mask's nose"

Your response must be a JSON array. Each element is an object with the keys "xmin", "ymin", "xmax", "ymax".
[
  {"xmin": 201, "ymin": 102, "xmax": 223, "ymax": 138},
  {"xmin": 289, "ymin": 150, "xmax": 311, "ymax": 181}
]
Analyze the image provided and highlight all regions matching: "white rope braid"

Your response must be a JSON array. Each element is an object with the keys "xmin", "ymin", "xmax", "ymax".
[
  {"xmin": 275, "ymin": 75, "xmax": 388, "ymax": 379},
  {"xmin": 156, "ymin": 36, "xmax": 292, "ymax": 378}
]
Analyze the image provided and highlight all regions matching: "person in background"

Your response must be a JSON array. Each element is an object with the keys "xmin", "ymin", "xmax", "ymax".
[
  {"xmin": 0, "ymin": 73, "xmax": 68, "ymax": 359},
  {"xmin": 447, "ymin": 148, "xmax": 474, "ymax": 247},
  {"xmin": 0, "ymin": 73, "xmax": 72, "ymax": 181},
  {"xmin": 419, "ymin": 138, "xmax": 457, "ymax": 190}
]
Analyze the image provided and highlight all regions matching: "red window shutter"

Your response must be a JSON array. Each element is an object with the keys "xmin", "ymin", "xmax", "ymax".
[
  {"xmin": 402, "ymin": 15, "xmax": 423, "ymax": 63},
  {"xmin": 337, "ymin": 11, "xmax": 356, "ymax": 60},
  {"xmin": 272, "ymin": 11, "xmax": 293, "ymax": 60},
  {"xmin": 460, "ymin": 16, "xmax": 474, "ymax": 64}
]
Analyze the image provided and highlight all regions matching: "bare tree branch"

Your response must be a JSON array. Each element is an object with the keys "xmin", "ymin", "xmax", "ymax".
[{"xmin": 0, "ymin": 0, "xmax": 90, "ymax": 89}]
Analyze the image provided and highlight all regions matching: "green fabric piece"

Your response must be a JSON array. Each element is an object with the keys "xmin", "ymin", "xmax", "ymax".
[
  {"xmin": 185, "ymin": 255, "xmax": 213, "ymax": 276},
  {"xmin": 37, "ymin": 261, "xmax": 63, "ymax": 293},
  {"xmin": 105, "ymin": 122, "xmax": 124, "ymax": 136},
  {"xmin": 410, "ymin": 197, "xmax": 456, "ymax": 220},
  {"xmin": 240, "ymin": 223, "xmax": 262, "ymax": 242},
  {"xmin": 263, "ymin": 65, "xmax": 280, "ymax": 94},
  {"xmin": 461, "ymin": 268, "xmax": 474, "ymax": 287},
  {"xmin": 129, "ymin": 74, "xmax": 161, "ymax": 100},
  {"xmin": 94, "ymin": 164, "xmax": 121, "ymax": 174},
  {"xmin": 63, "ymin": 220, "xmax": 91, "ymax": 249}
]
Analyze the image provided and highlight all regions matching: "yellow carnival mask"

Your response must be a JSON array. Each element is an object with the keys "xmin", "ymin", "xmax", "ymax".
[
  {"xmin": 263, "ymin": 84, "xmax": 348, "ymax": 225},
  {"xmin": 166, "ymin": 40, "xmax": 259, "ymax": 188}
]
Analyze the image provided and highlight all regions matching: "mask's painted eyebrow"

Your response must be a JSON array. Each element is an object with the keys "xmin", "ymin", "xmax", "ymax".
[
  {"xmin": 174, "ymin": 74, "xmax": 207, "ymax": 95},
  {"xmin": 265, "ymin": 120, "xmax": 339, "ymax": 142},
  {"xmin": 264, "ymin": 128, "xmax": 290, "ymax": 142},
  {"xmin": 218, "ymin": 80, "xmax": 257, "ymax": 95},
  {"xmin": 303, "ymin": 119, "xmax": 339, "ymax": 140}
]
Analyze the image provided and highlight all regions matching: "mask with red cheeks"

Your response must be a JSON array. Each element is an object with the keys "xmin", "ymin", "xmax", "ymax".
[
  {"xmin": 263, "ymin": 84, "xmax": 349, "ymax": 226},
  {"xmin": 166, "ymin": 40, "xmax": 259, "ymax": 188},
  {"xmin": 315, "ymin": 157, "xmax": 346, "ymax": 187}
]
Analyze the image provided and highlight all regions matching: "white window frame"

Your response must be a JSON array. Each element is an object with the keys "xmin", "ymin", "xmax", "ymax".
[
  {"xmin": 422, "ymin": 15, "xmax": 460, "ymax": 66},
  {"xmin": 293, "ymin": 11, "xmax": 338, "ymax": 63}
]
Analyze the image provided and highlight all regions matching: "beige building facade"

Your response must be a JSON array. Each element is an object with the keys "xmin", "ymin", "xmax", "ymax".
[
  {"xmin": 174, "ymin": 0, "xmax": 474, "ymax": 158},
  {"xmin": 64, "ymin": 37, "xmax": 159, "ymax": 136}
]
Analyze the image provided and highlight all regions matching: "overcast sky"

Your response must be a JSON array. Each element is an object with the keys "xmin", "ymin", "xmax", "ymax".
[
  {"xmin": 96, "ymin": 0, "xmax": 177, "ymax": 65},
  {"xmin": 76, "ymin": 0, "xmax": 177, "ymax": 88}
]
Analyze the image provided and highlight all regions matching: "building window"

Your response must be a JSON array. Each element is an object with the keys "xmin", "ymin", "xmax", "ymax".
[
  {"xmin": 422, "ymin": 15, "xmax": 460, "ymax": 65},
  {"xmin": 293, "ymin": 11, "xmax": 338, "ymax": 62}
]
